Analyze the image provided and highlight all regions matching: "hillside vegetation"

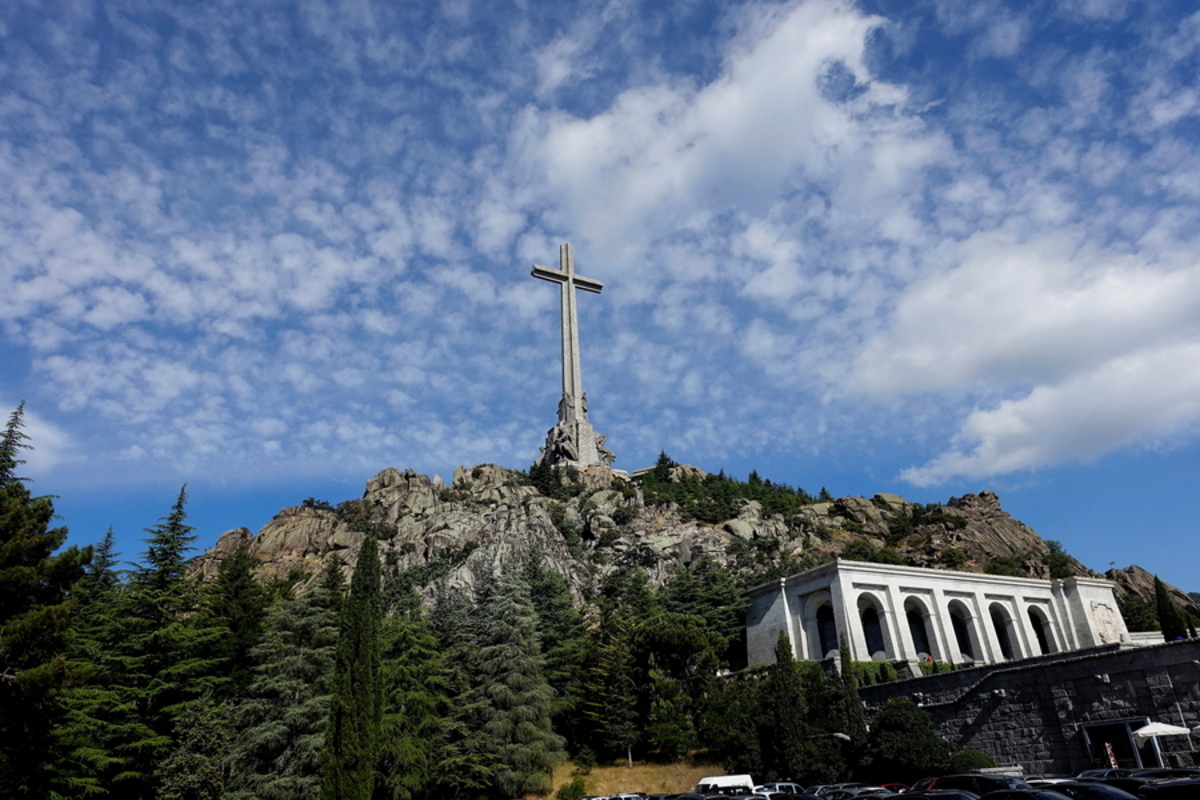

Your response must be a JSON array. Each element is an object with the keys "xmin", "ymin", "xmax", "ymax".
[{"xmin": 8, "ymin": 392, "xmax": 1197, "ymax": 800}]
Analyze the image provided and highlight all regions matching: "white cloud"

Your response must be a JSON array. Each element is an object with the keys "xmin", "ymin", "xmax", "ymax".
[
  {"xmin": 512, "ymin": 0, "xmax": 941, "ymax": 268},
  {"xmin": 902, "ymin": 341, "xmax": 1200, "ymax": 485},
  {"xmin": 852, "ymin": 232, "xmax": 1200, "ymax": 394}
]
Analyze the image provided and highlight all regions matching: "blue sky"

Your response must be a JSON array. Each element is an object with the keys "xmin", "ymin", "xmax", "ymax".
[{"xmin": 4, "ymin": 0, "xmax": 1200, "ymax": 591}]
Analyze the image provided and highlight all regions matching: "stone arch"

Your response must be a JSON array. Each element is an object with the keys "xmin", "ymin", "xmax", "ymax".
[
  {"xmin": 989, "ymin": 602, "xmax": 1021, "ymax": 660},
  {"xmin": 948, "ymin": 599, "xmax": 981, "ymax": 663},
  {"xmin": 816, "ymin": 604, "xmax": 839, "ymax": 658},
  {"xmin": 804, "ymin": 592, "xmax": 839, "ymax": 659},
  {"xmin": 904, "ymin": 596, "xmax": 937, "ymax": 659},
  {"xmin": 857, "ymin": 593, "xmax": 891, "ymax": 660},
  {"xmin": 1027, "ymin": 605, "xmax": 1057, "ymax": 655}
]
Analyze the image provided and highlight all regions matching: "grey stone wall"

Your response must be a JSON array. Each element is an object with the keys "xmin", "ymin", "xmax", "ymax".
[{"xmin": 859, "ymin": 640, "xmax": 1200, "ymax": 776}]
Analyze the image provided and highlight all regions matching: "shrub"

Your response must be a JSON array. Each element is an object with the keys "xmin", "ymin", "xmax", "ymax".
[
  {"xmin": 557, "ymin": 776, "xmax": 587, "ymax": 800},
  {"xmin": 949, "ymin": 748, "xmax": 997, "ymax": 772},
  {"xmin": 985, "ymin": 556, "xmax": 1025, "ymax": 577},
  {"xmin": 941, "ymin": 548, "xmax": 967, "ymax": 569}
]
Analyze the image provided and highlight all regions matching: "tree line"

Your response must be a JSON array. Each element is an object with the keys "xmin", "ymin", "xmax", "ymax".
[{"xmin": 5, "ymin": 406, "xmax": 994, "ymax": 799}]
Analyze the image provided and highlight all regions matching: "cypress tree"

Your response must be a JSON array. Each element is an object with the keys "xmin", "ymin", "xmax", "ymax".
[
  {"xmin": 321, "ymin": 537, "xmax": 383, "ymax": 800},
  {"xmin": 764, "ymin": 631, "xmax": 809, "ymax": 780},
  {"xmin": 1154, "ymin": 576, "xmax": 1188, "ymax": 641},
  {"xmin": 836, "ymin": 638, "xmax": 868, "ymax": 779},
  {"xmin": 0, "ymin": 403, "xmax": 92, "ymax": 798}
]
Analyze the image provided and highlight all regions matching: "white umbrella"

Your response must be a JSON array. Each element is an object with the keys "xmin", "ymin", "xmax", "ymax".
[{"xmin": 1133, "ymin": 721, "xmax": 1192, "ymax": 741}]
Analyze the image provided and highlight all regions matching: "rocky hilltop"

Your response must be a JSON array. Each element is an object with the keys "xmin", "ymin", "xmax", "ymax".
[{"xmin": 192, "ymin": 462, "xmax": 1193, "ymax": 616}]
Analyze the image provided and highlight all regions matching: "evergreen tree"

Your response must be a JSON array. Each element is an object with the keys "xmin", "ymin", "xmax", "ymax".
[
  {"xmin": 53, "ymin": 531, "xmax": 143, "ymax": 797},
  {"xmin": 1154, "ymin": 576, "xmax": 1188, "ymax": 641},
  {"xmin": 321, "ymin": 537, "xmax": 383, "ymax": 800},
  {"xmin": 0, "ymin": 403, "xmax": 93, "ymax": 799},
  {"xmin": 202, "ymin": 542, "xmax": 270, "ymax": 698},
  {"xmin": 227, "ymin": 559, "xmax": 343, "ymax": 800},
  {"xmin": 377, "ymin": 586, "xmax": 449, "ymax": 800},
  {"xmin": 1042, "ymin": 540, "xmax": 1074, "ymax": 580},
  {"xmin": 835, "ymin": 639, "xmax": 868, "ymax": 778},
  {"xmin": 658, "ymin": 555, "xmax": 747, "ymax": 659},
  {"xmin": 521, "ymin": 551, "xmax": 587, "ymax": 748},
  {"xmin": 154, "ymin": 698, "xmax": 234, "ymax": 800},
  {"xmin": 472, "ymin": 564, "xmax": 564, "ymax": 797},
  {"xmin": 428, "ymin": 586, "xmax": 494, "ymax": 799},
  {"xmin": 763, "ymin": 631, "xmax": 809, "ymax": 780},
  {"xmin": 113, "ymin": 487, "xmax": 228, "ymax": 799},
  {"xmin": 860, "ymin": 698, "xmax": 951, "ymax": 784},
  {"xmin": 698, "ymin": 675, "xmax": 765, "ymax": 777},
  {"xmin": 582, "ymin": 605, "xmax": 640, "ymax": 765},
  {"xmin": 1116, "ymin": 589, "xmax": 1160, "ymax": 632},
  {"xmin": 643, "ymin": 660, "xmax": 696, "ymax": 762},
  {"xmin": 635, "ymin": 610, "xmax": 722, "ymax": 753}
]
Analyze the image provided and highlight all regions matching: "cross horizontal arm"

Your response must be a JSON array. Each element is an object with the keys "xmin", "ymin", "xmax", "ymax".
[{"xmin": 531, "ymin": 265, "xmax": 604, "ymax": 294}]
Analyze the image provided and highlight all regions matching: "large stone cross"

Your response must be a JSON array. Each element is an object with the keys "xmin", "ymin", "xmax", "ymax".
[{"xmin": 531, "ymin": 243, "xmax": 615, "ymax": 468}]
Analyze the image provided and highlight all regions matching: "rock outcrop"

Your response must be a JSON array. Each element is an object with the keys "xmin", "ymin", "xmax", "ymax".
[{"xmin": 191, "ymin": 462, "xmax": 1185, "ymax": 615}]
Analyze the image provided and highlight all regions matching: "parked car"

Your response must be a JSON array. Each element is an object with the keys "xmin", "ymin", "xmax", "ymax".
[
  {"xmin": 895, "ymin": 792, "xmax": 982, "ymax": 800},
  {"xmin": 1081, "ymin": 768, "xmax": 1200, "ymax": 795},
  {"xmin": 977, "ymin": 791, "xmax": 1073, "ymax": 800},
  {"xmin": 1037, "ymin": 782, "xmax": 1137, "ymax": 800},
  {"xmin": 911, "ymin": 776, "xmax": 1032, "ymax": 796},
  {"xmin": 1136, "ymin": 776, "xmax": 1200, "ymax": 798},
  {"xmin": 1074, "ymin": 771, "xmax": 1132, "ymax": 781},
  {"xmin": 757, "ymin": 784, "xmax": 808, "ymax": 795},
  {"xmin": 809, "ymin": 784, "xmax": 869, "ymax": 797},
  {"xmin": 825, "ymin": 789, "xmax": 893, "ymax": 800}
]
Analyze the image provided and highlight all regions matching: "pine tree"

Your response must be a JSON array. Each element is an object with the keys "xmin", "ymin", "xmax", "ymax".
[
  {"xmin": 321, "ymin": 537, "xmax": 383, "ymax": 800},
  {"xmin": 583, "ymin": 605, "xmax": 641, "ymax": 766},
  {"xmin": 377, "ymin": 586, "xmax": 449, "ymax": 800},
  {"xmin": 0, "ymin": 403, "xmax": 93, "ymax": 799},
  {"xmin": 110, "ymin": 487, "xmax": 227, "ymax": 799},
  {"xmin": 154, "ymin": 698, "xmax": 234, "ymax": 800},
  {"xmin": 53, "ymin": 530, "xmax": 144, "ymax": 797},
  {"xmin": 428, "ymin": 586, "xmax": 494, "ymax": 798},
  {"xmin": 697, "ymin": 673, "xmax": 765, "ymax": 777},
  {"xmin": 202, "ymin": 542, "xmax": 269, "ymax": 698},
  {"xmin": 643, "ymin": 659, "xmax": 696, "ymax": 762},
  {"xmin": 472, "ymin": 564, "xmax": 564, "ymax": 796},
  {"xmin": 226, "ymin": 559, "xmax": 343, "ymax": 800},
  {"xmin": 658, "ymin": 554, "xmax": 747, "ymax": 661},
  {"xmin": 521, "ymin": 551, "xmax": 587, "ymax": 748}
]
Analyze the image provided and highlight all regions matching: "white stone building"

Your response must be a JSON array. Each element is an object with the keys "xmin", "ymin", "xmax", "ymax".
[{"xmin": 746, "ymin": 559, "xmax": 1132, "ymax": 668}]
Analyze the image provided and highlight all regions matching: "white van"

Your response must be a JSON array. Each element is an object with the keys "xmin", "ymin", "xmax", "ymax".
[{"xmin": 695, "ymin": 775, "xmax": 756, "ymax": 796}]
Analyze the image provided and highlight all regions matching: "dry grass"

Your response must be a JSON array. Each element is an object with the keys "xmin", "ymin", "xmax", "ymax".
[{"xmin": 542, "ymin": 760, "xmax": 724, "ymax": 798}]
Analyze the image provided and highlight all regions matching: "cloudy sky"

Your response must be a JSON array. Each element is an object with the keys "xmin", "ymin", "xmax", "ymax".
[{"xmin": 4, "ymin": 0, "xmax": 1200, "ymax": 590}]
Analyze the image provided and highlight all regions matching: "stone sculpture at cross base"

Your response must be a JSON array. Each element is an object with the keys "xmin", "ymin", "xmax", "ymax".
[{"xmin": 531, "ymin": 243, "xmax": 617, "ymax": 470}]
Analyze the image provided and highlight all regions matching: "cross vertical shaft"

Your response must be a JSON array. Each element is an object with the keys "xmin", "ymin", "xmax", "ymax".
[
  {"xmin": 559, "ymin": 244, "xmax": 584, "ymax": 420},
  {"xmin": 531, "ymin": 242, "xmax": 615, "ymax": 468}
]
